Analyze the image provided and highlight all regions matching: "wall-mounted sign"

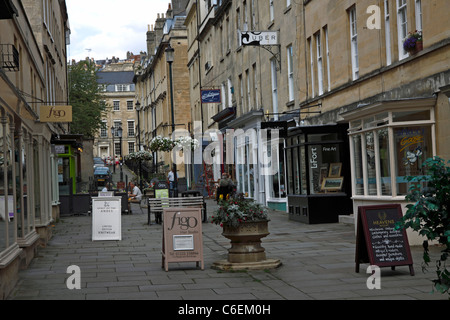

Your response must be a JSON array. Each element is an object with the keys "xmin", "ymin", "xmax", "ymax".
[
  {"xmin": 239, "ymin": 31, "xmax": 279, "ymax": 46},
  {"xmin": 40, "ymin": 105, "xmax": 72, "ymax": 122},
  {"xmin": 162, "ymin": 208, "xmax": 204, "ymax": 272},
  {"xmin": 201, "ymin": 89, "xmax": 221, "ymax": 104}
]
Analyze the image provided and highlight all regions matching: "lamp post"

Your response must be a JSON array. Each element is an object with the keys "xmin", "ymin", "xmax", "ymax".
[
  {"xmin": 165, "ymin": 44, "xmax": 178, "ymax": 197},
  {"xmin": 135, "ymin": 101, "xmax": 143, "ymax": 190},
  {"xmin": 117, "ymin": 126, "xmax": 123, "ymax": 181},
  {"xmin": 111, "ymin": 126, "xmax": 116, "ymax": 174}
]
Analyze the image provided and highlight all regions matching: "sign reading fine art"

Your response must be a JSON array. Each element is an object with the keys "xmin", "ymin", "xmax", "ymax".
[
  {"xmin": 92, "ymin": 197, "xmax": 122, "ymax": 241},
  {"xmin": 162, "ymin": 208, "xmax": 204, "ymax": 272}
]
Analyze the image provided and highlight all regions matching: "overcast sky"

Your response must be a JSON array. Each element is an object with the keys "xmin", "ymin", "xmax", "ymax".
[{"xmin": 66, "ymin": 0, "xmax": 170, "ymax": 61}]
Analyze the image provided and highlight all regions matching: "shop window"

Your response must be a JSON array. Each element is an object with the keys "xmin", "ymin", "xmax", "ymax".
[
  {"xmin": 394, "ymin": 126, "xmax": 432, "ymax": 195},
  {"xmin": 348, "ymin": 107, "xmax": 434, "ymax": 198}
]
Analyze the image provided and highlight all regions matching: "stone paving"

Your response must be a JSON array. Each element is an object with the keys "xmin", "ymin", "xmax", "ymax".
[{"xmin": 7, "ymin": 198, "xmax": 448, "ymax": 301}]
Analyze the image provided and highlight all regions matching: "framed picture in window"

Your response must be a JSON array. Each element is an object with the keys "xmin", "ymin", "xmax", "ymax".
[
  {"xmin": 329, "ymin": 163, "xmax": 342, "ymax": 178},
  {"xmin": 321, "ymin": 177, "xmax": 344, "ymax": 191}
]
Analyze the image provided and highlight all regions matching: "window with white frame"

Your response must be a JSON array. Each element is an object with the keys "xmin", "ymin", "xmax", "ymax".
[
  {"xmin": 385, "ymin": 0, "xmax": 392, "ymax": 65},
  {"xmin": 128, "ymin": 142, "xmax": 135, "ymax": 154},
  {"xmin": 246, "ymin": 69, "xmax": 251, "ymax": 110},
  {"xmin": 116, "ymin": 84, "xmax": 130, "ymax": 92},
  {"xmin": 253, "ymin": 63, "xmax": 259, "ymax": 109},
  {"xmin": 316, "ymin": 32, "xmax": 324, "ymax": 95},
  {"xmin": 325, "ymin": 26, "xmax": 331, "ymax": 91},
  {"xmin": 269, "ymin": 0, "xmax": 274, "ymax": 22},
  {"xmin": 100, "ymin": 121, "xmax": 107, "ymax": 137},
  {"xmin": 348, "ymin": 105, "xmax": 435, "ymax": 198},
  {"xmin": 397, "ymin": 0, "xmax": 408, "ymax": 60},
  {"xmin": 349, "ymin": 6, "xmax": 359, "ymax": 80},
  {"xmin": 415, "ymin": 0, "xmax": 422, "ymax": 31},
  {"xmin": 287, "ymin": 45, "xmax": 295, "ymax": 101},
  {"xmin": 128, "ymin": 120, "xmax": 135, "ymax": 137},
  {"xmin": 309, "ymin": 38, "xmax": 315, "ymax": 98},
  {"xmin": 271, "ymin": 58, "xmax": 278, "ymax": 119},
  {"xmin": 127, "ymin": 100, "xmax": 133, "ymax": 110},
  {"xmin": 113, "ymin": 100, "xmax": 120, "ymax": 111}
]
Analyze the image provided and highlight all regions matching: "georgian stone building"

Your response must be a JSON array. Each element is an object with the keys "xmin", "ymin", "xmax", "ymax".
[
  {"xmin": 0, "ymin": 0, "xmax": 70, "ymax": 299},
  {"xmin": 185, "ymin": 0, "xmax": 449, "ymax": 228},
  {"xmin": 134, "ymin": 1, "xmax": 191, "ymax": 182}
]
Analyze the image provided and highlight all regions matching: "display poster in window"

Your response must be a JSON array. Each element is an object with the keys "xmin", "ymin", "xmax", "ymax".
[
  {"xmin": 355, "ymin": 204, "xmax": 414, "ymax": 276},
  {"xmin": 395, "ymin": 127, "xmax": 426, "ymax": 177},
  {"xmin": 92, "ymin": 197, "xmax": 122, "ymax": 241},
  {"xmin": 162, "ymin": 208, "xmax": 204, "ymax": 272}
]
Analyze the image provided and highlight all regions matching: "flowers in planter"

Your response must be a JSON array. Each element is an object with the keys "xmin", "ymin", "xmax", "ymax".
[
  {"xmin": 403, "ymin": 30, "xmax": 422, "ymax": 52},
  {"xmin": 175, "ymin": 136, "xmax": 200, "ymax": 151},
  {"xmin": 211, "ymin": 194, "xmax": 268, "ymax": 228},
  {"xmin": 148, "ymin": 136, "xmax": 176, "ymax": 152},
  {"xmin": 125, "ymin": 150, "xmax": 153, "ymax": 161}
]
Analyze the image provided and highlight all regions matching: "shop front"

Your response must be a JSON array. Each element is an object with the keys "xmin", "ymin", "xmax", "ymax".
[
  {"xmin": 340, "ymin": 98, "xmax": 437, "ymax": 241},
  {"xmin": 285, "ymin": 124, "xmax": 352, "ymax": 224}
]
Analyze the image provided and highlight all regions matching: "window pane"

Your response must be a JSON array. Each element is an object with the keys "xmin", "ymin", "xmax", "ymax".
[
  {"xmin": 309, "ymin": 144, "xmax": 342, "ymax": 194},
  {"xmin": 365, "ymin": 132, "xmax": 377, "ymax": 195},
  {"xmin": 392, "ymin": 110, "xmax": 430, "ymax": 122},
  {"xmin": 287, "ymin": 148, "xmax": 293, "ymax": 194},
  {"xmin": 378, "ymin": 128, "xmax": 391, "ymax": 195},
  {"xmin": 394, "ymin": 126, "xmax": 431, "ymax": 195},
  {"xmin": 353, "ymin": 135, "xmax": 364, "ymax": 195}
]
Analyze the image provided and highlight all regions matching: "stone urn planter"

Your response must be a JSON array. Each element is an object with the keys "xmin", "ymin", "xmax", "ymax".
[{"xmin": 211, "ymin": 195, "xmax": 281, "ymax": 270}]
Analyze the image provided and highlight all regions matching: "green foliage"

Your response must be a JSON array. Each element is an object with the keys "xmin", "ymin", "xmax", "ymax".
[
  {"xmin": 211, "ymin": 194, "xmax": 268, "ymax": 228},
  {"xmin": 395, "ymin": 157, "xmax": 450, "ymax": 297},
  {"xmin": 68, "ymin": 60, "xmax": 109, "ymax": 138}
]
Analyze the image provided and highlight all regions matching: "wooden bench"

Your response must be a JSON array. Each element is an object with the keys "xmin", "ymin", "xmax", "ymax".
[{"xmin": 147, "ymin": 196, "xmax": 207, "ymax": 225}]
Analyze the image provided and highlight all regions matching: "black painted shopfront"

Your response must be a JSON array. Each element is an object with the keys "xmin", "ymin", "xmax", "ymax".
[{"xmin": 285, "ymin": 124, "xmax": 352, "ymax": 224}]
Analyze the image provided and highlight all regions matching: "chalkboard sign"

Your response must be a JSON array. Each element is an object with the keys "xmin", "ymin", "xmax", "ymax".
[{"xmin": 355, "ymin": 204, "xmax": 414, "ymax": 275}]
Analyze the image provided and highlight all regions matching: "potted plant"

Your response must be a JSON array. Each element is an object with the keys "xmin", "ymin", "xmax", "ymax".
[
  {"xmin": 211, "ymin": 194, "xmax": 281, "ymax": 270},
  {"xmin": 395, "ymin": 157, "xmax": 449, "ymax": 298},
  {"xmin": 403, "ymin": 30, "xmax": 423, "ymax": 55},
  {"xmin": 124, "ymin": 150, "xmax": 153, "ymax": 161}
]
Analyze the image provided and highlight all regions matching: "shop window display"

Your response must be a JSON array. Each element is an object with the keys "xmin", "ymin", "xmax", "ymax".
[{"xmin": 348, "ymin": 107, "xmax": 434, "ymax": 198}]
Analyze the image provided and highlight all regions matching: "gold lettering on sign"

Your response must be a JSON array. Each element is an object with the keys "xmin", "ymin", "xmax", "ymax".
[
  {"xmin": 40, "ymin": 106, "xmax": 73, "ymax": 123},
  {"xmin": 400, "ymin": 135, "xmax": 423, "ymax": 152}
]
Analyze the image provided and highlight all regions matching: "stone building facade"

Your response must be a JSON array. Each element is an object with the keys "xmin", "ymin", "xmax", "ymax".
[
  {"xmin": 0, "ymin": 0, "xmax": 70, "ymax": 299},
  {"xmin": 134, "ymin": 1, "xmax": 191, "ymax": 181}
]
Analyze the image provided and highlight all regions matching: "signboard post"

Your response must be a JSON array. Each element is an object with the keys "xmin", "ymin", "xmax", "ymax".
[
  {"xmin": 355, "ymin": 204, "xmax": 414, "ymax": 275},
  {"xmin": 161, "ymin": 208, "xmax": 204, "ymax": 272},
  {"xmin": 92, "ymin": 197, "xmax": 122, "ymax": 241}
]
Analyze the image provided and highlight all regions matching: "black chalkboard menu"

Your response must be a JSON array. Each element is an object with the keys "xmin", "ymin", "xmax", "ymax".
[{"xmin": 355, "ymin": 204, "xmax": 414, "ymax": 276}]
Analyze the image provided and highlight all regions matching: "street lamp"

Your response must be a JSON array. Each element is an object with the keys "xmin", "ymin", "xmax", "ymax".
[
  {"xmin": 136, "ymin": 101, "xmax": 142, "ymax": 190},
  {"xmin": 165, "ymin": 44, "xmax": 177, "ymax": 197},
  {"xmin": 111, "ymin": 126, "xmax": 116, "ymax": 174},
  {"xmin": 117, "ymin": 126, "xmax": 123, "ymax": 181}
]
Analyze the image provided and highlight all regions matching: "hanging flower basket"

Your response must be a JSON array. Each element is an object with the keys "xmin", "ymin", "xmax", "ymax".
[
  {"xmin": 175, "ymin": 136, "xmax": 200, "ymax": 151},
  {"xmin": 148, "ymin": 136, "xmax": 176, "ymax": 152},
  {"xmin": 124, "ymin": 150, "xmax": 153, "ymax": 161},
  {"xmin": 403, "ymin": 30, "xmax": 423, "ymax": 55}
]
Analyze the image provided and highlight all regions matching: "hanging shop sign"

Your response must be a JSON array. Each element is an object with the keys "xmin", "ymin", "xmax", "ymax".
[
  {"xmin": 161, "ymin": 208, "xmax": 204, "ymax": 272},
  {"xmin": 201, "ymin": 89, "xmax": 221, "ymax": 104},
  {"xmin": 92, "ymin": 197, "xmax": 122, "ymax": 241},
  {"xmin": 355, "ymin": 204, "xmax": 414, "ymax": 276},
  {"xmin": 239, "ymin": 31, "xmax": 279, "ymax": 46},
  {"xmin": 40, "ymin": 105, "xmax": 73, "ymax": 122}
]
